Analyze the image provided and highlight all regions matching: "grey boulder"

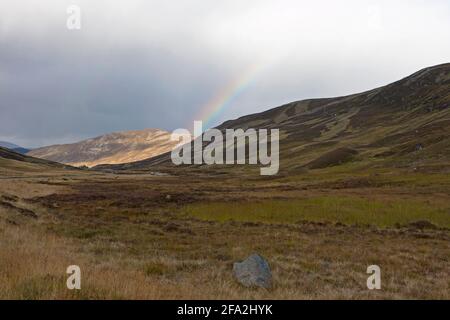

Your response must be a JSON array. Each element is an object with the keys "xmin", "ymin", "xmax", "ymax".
[{"xmin": 233, "ymin": 254, "xmax": 272, "ymax": 289}]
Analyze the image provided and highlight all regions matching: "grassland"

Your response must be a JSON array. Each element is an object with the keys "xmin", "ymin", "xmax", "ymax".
[{"xmin": 0, "ymin": 160, "xmax": 449, "ymax": 299}]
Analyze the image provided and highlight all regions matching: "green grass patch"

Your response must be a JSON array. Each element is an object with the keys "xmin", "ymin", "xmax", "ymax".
[{"xmin": 182, "ymin": 196, "xmax": 450, "ymax": 228}]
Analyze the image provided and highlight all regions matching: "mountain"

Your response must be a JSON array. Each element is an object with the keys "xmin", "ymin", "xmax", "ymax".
[
  {"xmin": 0, "ymin": 141, "xmax": 20, "ymax": 149},
  {"xmin": 96, "ymin": 63, "xmax": 450, "ymax": 174},
  {"xmin": 0, "ymin": 141, "xmax": 30, "ymax": 154},
  {"xmin": 27, "ymin": 129, "xmax": 186, "ymax": 167}
]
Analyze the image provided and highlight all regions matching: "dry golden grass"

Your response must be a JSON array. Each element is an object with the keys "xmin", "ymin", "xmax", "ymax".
[
  {"xmin": 1, "ymin": 214, "xmax": 448, "ymax": 300},
  {"xmin": 0, "ymin": 167, "xmax": 449, "ymax": 300}
]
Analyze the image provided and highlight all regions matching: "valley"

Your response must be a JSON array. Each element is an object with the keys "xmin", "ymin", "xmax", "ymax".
[{"xmin": 0, "ymin": 63, "xmax": 449, "ymax": 299}]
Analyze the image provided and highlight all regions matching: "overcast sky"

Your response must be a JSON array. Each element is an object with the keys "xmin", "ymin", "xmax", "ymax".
[{"xmin": 1, "ymin": 0, "xmax": 449, "ymax": 147}]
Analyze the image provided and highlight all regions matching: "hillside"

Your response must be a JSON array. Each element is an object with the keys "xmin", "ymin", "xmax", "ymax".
[
  {"xmin": 0, "ymin": 146, "xmax": 73, "ymax": 175},
  {"xmin": 98, "ymin": 63, "xmax": 450, "ymax": 174},
  {"xmin": 27, "ymin": 129, "xmax": 185, "ymax": 167}
]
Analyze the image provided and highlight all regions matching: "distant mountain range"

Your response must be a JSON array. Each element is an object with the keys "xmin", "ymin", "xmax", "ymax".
[
  {"xmin": 0, "ymin": 141, "xmax": 30, "ymax": 155},
  {"xmin": 26, "ymin": 129, "xmax": 186, "ymax": 167},
  {"xmin": 0, "ymin": 141, "xmax": 20, "ymax": 149}
]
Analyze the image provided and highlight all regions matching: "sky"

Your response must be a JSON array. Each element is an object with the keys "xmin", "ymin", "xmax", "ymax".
[{"xmin": 1, "ymin": 0, "xmax": 449, "ymax": 148}]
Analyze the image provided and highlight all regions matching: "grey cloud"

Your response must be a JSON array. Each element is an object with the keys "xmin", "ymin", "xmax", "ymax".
[{"xmin": 1, "ymin": 0, "xmax": 449, "ymax": 148}]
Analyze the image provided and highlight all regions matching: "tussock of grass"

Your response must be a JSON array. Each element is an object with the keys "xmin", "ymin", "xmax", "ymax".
[
  {"xmin": 183, "ymin": 196, "xmax": 450, "ymax": 228},
  {"xmin": 144, "ymin": 262, "xmax": 168, "ymax": 276}
]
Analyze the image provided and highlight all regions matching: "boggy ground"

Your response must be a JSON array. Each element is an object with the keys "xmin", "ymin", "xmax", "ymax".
[{"xmin": 0, "ymin": 166, "xmax": 449, "ymax": 299}]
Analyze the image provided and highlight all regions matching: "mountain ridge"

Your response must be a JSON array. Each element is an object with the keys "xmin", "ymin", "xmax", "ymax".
[{"xmin": 0, "ymin": 141, "xmax": 21, "ymax": 149}]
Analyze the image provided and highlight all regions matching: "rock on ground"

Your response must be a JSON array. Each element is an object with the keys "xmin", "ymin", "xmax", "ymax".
[{"xmin": 233, "ymin": 254, "xmax": 272, "ymax": 289}]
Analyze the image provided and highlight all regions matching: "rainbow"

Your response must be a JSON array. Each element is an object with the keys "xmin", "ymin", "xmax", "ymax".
[{"xmin": 193, "ymin": 62, "xmax": 265, "ymax": 131}]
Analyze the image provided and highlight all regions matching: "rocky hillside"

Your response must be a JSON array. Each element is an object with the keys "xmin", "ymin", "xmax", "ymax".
[
  {"xmin": 27, "ymin": 129, "xmax": 185, "ymax": 167},
  {"xmin": 97, "ymin": 63, "xmax": 450, "ymax": 174}
]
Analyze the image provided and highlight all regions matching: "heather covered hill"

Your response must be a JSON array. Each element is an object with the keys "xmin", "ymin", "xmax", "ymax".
[{"xmin": 99, "ymin": 63, "xmax": 450, "ymax": 174}]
